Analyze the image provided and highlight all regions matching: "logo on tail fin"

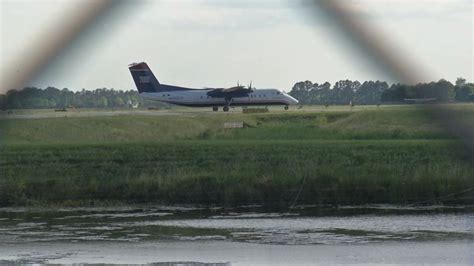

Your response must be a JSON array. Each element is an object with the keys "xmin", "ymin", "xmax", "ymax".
[
  {"xmin": 139, "ymin": 76, "xmax": 151, "ymax": 83},
  {"xmin": 129, "ymin": 62, "xmax": 161, "ymax": 93}
]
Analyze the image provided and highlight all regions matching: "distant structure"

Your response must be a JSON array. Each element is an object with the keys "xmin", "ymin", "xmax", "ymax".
[
  {"xmin": 404, "ymin": 98, "xmax": 437, "ymax": 104},
  {"xmin": 224, "ymin": 121, "xmax": 246, "ymax": 129},
  {"xmin": 127, "ymin": 100, "xmax": 139, "ymax": 108}
]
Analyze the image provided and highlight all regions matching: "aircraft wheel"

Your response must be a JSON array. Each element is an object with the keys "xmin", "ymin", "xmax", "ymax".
[
  {"xmin": 223, "ymin": 106, "xmax": 229, "ymax": 112},
  {"xmin": 284, "ymin": 105, "xmax": 289, "ymax": 110},
  {"xmin": 212, "ymin": 106, "xmax": 218, "ymax": 112}
]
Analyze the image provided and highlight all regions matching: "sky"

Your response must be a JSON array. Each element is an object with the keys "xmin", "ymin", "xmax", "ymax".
[{"xmin": 0, "ymin": 0, "xmax": 472, "ymax": 92}]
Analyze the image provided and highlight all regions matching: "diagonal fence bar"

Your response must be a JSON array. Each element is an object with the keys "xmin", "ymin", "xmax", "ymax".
[{"xmin": 309, "ymin": 0, "xmax": 474, "ymax": 156}]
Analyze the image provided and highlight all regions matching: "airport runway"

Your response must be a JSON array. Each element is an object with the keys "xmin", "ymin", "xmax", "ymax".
[
  {"xmin": 0, "ymin": 109, "xmax": 220, "ymax": 119},
  {"xmin": 0, "ymin": 105, "xmax": 384, "ymax": 120}
]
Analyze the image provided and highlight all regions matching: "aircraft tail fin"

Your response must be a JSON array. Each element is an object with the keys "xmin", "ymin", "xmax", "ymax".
[{"xmin": 128, "ymin": 62, "xmax": 161, "ymax": 93}]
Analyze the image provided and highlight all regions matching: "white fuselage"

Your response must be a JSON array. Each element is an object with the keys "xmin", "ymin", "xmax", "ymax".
[{"xmin": 140, "ymin": 88, "xmax": 299, "ymax": 107}]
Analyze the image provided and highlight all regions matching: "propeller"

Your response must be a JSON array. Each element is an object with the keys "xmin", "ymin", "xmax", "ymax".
[
  {"xmin": 229, "ymin": 81, "xmax": 253, "ymax": 91},
  {"xmin": 247, "ymin": 81, "xmax": 254, "ymax": 92}
]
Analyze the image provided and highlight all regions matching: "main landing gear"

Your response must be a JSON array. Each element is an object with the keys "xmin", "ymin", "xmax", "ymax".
[
  {"xmin": 222, "ymin": 97, "xmax": 232, "ymax": 112},
  {"xmin": 211, "ymin": 106, "xmax": 230, "ymax": 112},
  {"xmin": 212, "ymin": 106, "xmax": 229, "ymax": 112},
  {"xmin": 284, "ymin": 105, "xmax": 289, "ymax": 110}
]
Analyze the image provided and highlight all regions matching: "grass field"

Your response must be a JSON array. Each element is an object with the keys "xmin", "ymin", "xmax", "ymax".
[{"xmin": 1, "ymin": 104, "xmax": 473, "ymax": 207}]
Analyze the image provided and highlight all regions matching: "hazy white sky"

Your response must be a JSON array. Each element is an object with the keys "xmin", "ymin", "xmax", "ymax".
[{"xmin": 0, "ymin": 0, "xmax": 472, "ymax": 91}]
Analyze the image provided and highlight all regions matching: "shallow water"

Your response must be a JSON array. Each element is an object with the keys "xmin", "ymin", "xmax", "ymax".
[
  {"xmin": 0, "ymin": 205, "xmax": 473, "ymax": 264},
  {"xmin": 0, "ymin": 205, "xmax": 472, "ymax": 245}
]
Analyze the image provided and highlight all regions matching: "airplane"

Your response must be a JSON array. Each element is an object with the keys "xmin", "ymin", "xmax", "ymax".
[{"xmin": 128, "ymin": 62, "xmax": 298, "ymax": 112}]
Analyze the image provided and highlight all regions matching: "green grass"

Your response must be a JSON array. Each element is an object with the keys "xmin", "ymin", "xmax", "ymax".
[
  {"xmin": 1, "ymin": 104, "xmax": 473, "ymax": 207},
  {"xmin": 1, "ymin": 105, "xmax": 465, "ymax": 144}
]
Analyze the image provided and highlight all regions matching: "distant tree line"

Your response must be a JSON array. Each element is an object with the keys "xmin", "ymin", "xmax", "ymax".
[
  {"xmin": 0, "ymin": 87, "xmax": 164, "ymax": 110},
  {"xmin": 0, "ymin": 78, "xmax": 473, "ymax": 109},
  {"xmin": 289, "ymin": 80, "xmax": 388, "ymax": 105},
  {"xmin": 289, "ymin": 78, "xmax": 474, "ymax": 105}
]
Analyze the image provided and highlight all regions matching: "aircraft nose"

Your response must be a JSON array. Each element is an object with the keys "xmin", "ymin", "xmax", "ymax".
[{"xmin": 288, "ymin": 95, "xmax": 299, "ymax": 105}]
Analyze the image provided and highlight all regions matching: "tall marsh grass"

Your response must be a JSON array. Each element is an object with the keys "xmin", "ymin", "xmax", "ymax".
[{"xmin": 1, "ymin": 140, "xmax": 472, "ymax": 207}]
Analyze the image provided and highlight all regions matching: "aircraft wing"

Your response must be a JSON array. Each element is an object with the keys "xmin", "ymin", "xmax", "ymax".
[{"xmin": 207, "ymin": 86, "xmax": 253, "ymax": 98}]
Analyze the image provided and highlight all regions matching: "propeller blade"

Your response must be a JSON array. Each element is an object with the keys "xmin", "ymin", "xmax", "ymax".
[{"xmin": 250, "ymin": 81, "xmax": 254, "ymax": 91}]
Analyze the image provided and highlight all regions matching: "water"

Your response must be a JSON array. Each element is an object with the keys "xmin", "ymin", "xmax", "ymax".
[{"xmin": 0, "ymin": 205, "xmax": 473, "ymax": 264}]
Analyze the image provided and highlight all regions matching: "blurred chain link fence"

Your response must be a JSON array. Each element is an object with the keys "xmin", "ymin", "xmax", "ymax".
[{"xmin": 1, "ymin": 0, "xmax": 472, "ymax": 155}]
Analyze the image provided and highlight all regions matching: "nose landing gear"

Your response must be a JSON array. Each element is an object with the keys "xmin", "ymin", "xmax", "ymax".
[{"xmin": 284, "ymin": 105, "xmax": 289, "ymax": 110}]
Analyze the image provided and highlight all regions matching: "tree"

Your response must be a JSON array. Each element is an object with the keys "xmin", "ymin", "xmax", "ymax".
[
  {"xmin": 289, "ymin": 81, "xmax": 313, "ymax": 104},
  {"xmin": 454, "ymin": 77, "xmax": 473, "ymax": 102},
  {"xmin": 114, "ymin": 97, "xmax": 125, "ymax": 107},
  {"xmin": 97, "ymin": 96, "xmax": 108, "ymax": 108},
  {"xmin": 355, "ymin": 81, "xmax": 388, "ymax": 104},
  {"xmin": 0, "ymin": 94, "xmax": 6, "ymax": 110},
  {"xmin": 455, "ymin": 77, "xmax": 467, "ymax": 87}
]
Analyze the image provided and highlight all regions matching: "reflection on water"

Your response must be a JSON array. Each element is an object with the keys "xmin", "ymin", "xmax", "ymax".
[{"xmin": 0, "ymin": 205, "xmax": 472, "ymax": 245}]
